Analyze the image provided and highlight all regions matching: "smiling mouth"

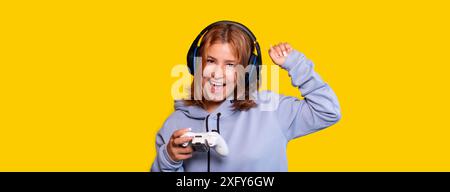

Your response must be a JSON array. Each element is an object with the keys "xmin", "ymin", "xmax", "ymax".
[{"xmin": 209, "ymin": 80, "xmax": 226, "ymax": 87}]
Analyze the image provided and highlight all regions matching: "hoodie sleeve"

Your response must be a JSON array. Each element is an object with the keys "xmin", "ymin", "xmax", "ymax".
[
  {"xmin": 277, "ymin": 50, "xmax": 341, "ymax": 141},
  {"xmin": 150, "ymin": 117, "xmax": 185, "ymax": 172}
]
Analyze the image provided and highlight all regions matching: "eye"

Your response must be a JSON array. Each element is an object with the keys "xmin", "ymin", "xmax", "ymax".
[
  {"xmin": 206, "ymin": 59, "xmax": 215, "ymax": 64},
  {"xmin": 226, "ymin": 63, "xmax": 235, "ymax": 67}
]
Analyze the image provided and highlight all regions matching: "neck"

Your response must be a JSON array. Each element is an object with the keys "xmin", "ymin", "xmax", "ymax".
[{"xmin": 204, "ymin": 100, "xmax": 223, "ymax": 113}]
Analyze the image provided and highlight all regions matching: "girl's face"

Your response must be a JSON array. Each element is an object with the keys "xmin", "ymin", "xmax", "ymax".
[{"xmin": 202, "ymin": 43, "xmax": 237, "ymax": 102}]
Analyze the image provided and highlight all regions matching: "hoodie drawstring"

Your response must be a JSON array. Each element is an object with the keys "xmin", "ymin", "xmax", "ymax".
[
  {"xmin": 205, "ymin": 114, "xmax": 211, "ymax": 172},
  {"xmin": 204, "ymin": 113, "xmax": 222, "ymax": 172},
  {"xmin": 205, "ymin": 114, "xmax": 210, "ymax": 132},
  {"xmin": 215, "ymin": 113, "xmax": 221, "ymax": 134},
  {"xmin": 205, "ymin": 113, "xmax": 221, "ymax": 133}
]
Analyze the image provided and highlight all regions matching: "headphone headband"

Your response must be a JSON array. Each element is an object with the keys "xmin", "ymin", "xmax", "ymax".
[{"xmin": 194, "ymin": 21, "xmax": 257, "ymax": 45}]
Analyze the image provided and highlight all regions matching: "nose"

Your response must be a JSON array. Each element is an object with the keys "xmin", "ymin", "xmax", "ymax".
[{"xmin": 211, "ymin": 65, "xmax": 224, "ymax": 79}]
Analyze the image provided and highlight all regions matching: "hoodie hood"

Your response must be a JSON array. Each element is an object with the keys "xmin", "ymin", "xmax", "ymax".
[{"xmin": 174, "ymin": 99, "xmax": 237, "ymax": 120}]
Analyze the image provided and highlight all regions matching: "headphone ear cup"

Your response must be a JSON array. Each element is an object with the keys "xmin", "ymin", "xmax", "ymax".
[
  {"xmin": 187, "ymin": 46, "xmax": 198, "ymax": 75},
  {"xmin": 245, "ymin": 54, "xmax": 258, "ymax": 86},
  {"xmin": 187, "ymin": 33, "xmax": 203, "ymax": 75}
]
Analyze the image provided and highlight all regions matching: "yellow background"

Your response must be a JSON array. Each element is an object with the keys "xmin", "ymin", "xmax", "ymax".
[{"xmin": 1, "ymin": 0, "xmax": 449, "ymax": 171}]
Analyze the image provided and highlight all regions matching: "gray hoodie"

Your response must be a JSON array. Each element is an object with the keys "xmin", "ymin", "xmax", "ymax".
[{"xmin": 151, "ymin": 50, "xmax": 341, "ymax": 172}]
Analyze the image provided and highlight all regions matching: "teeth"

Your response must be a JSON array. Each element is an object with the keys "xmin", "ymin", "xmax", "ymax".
[{"xmin": 210, "ymin": 80, "xmax": 225, "ymax": 86}]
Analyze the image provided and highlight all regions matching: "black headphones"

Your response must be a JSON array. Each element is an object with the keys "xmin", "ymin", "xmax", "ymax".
[{"xmin": 186, "ymin": 20, "xmax": 262, "ymax": 85}]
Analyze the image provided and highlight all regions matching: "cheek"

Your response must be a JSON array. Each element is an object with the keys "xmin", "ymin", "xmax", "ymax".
[
  {"xmin": 202, "ymin": 77, "xmax": 207, "ymax": 86},
  {"xmin": 225, "ymin": 68, "xmax": 236, "ymax": 84},
  {"xmin": 203, "ymin": 65, "xmax": 215, "ymax": 77}
]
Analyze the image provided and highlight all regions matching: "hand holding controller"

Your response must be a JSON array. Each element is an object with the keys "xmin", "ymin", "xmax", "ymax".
[{"xmin": 181, "ymin": 131, "xmax": 229, "ymax": 156}]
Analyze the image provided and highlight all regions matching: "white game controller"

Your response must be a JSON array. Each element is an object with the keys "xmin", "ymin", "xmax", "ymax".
[{"xmin": 181, "ymin": 131, "xmax": 229, "ymax": 156}]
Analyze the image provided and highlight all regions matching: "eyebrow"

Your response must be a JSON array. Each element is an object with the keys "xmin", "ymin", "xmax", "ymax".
[{"xmin": 207, "ymin": 55, "xmax": 236, "ymax": 63}]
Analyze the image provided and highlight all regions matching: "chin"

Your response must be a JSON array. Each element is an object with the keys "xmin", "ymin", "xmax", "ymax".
[{"xmin": 204, "ymin": 92, "xmax": 227, "ymax": 101}]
